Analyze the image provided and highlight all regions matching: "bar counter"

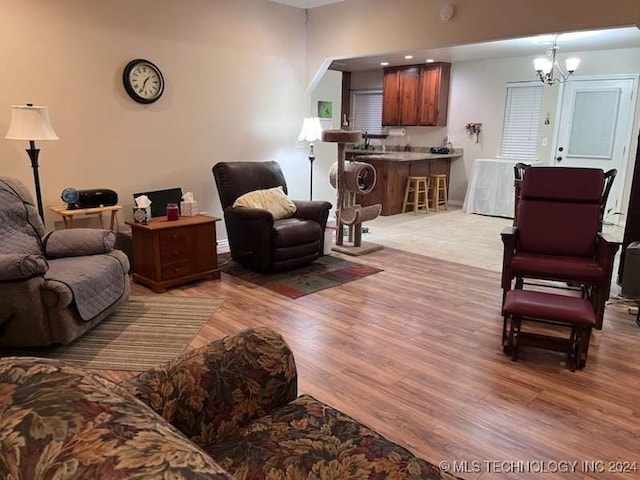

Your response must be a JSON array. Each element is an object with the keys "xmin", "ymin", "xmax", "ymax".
[{"xmin": 347, "ymin": 149, "xmax": 462, "ymax": 216}]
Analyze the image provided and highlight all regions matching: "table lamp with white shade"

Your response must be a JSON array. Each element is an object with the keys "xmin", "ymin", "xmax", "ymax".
[{"xmin": 5, "ymin": 104, "xmax": 59, "ymax": 226}]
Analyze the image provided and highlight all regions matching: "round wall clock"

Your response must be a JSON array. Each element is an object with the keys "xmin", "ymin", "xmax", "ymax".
[{"xmin": 122, "ymin": 59, "xmax": 165, "ymax": 104}]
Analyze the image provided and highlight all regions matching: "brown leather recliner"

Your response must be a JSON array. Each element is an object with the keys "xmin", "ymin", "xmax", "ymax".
[{"xmin": 213, "ymin": 161, "xmax": 332, "ymax": 272}]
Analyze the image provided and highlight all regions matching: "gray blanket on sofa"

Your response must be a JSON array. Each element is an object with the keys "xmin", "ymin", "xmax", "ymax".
[
  {"xmin": 45, "ymin": 255, "xmax": 127, "ymax": 321},
  {"xmin": 0, "ymin": 181, "xmax": 44, "ymax": 256},
  {"xmin": 1, "ymin": 178, "xmax": 126, "ymax": 322}
]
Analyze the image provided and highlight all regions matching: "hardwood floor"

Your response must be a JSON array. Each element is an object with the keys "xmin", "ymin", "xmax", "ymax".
[{"xmin": 101, "ymin": 247, "xmax": 640, "ymax": 480}]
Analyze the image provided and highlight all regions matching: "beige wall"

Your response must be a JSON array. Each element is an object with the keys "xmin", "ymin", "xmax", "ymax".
[
  {"xmin": 447, "ymin": 47, "xmax": 640, "ymax": 211},
  {"xmin": 309, "ymin": 70, "xmax": 342, "ymax": 211},
  {"xmin": 0, "ymin": 0, "xmax": 311, "ymax": 232},
  {"xmin": 308, "ymin": 0, "xmax": 640, "ymax": 213},
  {"xmin": 348, "ymin": 47, "xmax": 640, "ymax": 214},
  {"xmin": 3, "ymin": 0, "xmax": 639, "ymax": 237},
  {"xmin": 306, "ymin": 0, "xmax": 640, "ymax": 88}
]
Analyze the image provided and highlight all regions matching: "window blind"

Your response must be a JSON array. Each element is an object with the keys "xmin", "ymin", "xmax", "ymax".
[
  {"xmin": 568, "ymin": 89, "xmax": 620, "ymax": 158},
  {"xmin": 500, "ymin": 82, "xmax": 543, "ymax": 159},
  {"xmin": 351, "ymin": 90, "xmax": 385, "ymax": 135}
]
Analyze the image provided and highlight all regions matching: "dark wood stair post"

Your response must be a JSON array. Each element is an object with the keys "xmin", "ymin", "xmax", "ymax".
[{"xmin": 619, "ymin": 130, "xmax": 640, "ymax": 283}]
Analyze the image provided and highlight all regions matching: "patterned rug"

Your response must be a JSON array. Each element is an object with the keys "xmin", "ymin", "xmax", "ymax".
[
  {"xmin": 0, "ymin": 296, "xmax": 225, "ymax": 371},
  {"xmin": 220, "ymin": 254, "xmax": 383, "ymax": 299}
]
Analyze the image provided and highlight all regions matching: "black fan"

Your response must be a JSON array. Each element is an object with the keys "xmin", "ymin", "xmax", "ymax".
[{"xmin": 61, "ymin": 187, "xmax": 79, "ymax": 209}]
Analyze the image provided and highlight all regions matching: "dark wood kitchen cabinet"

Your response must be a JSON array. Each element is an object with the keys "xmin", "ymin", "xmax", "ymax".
[
  {"xmin": 382, "ymin": 69, "xmax": 400, "ymax": 125},
  {"xmin": 382, "ymin": 63, "xmax": 451, "ymax": 127},
  {"xmin": 400, "ymin": 67, "xmax": 420, "ymax": 125},
  {"xmin": 418, "ymin": 63, "xmax": 451, "ymax": 126},
  {"xmin": 382, "ymin": 67, "xmax": 420, "ymax": 126}
]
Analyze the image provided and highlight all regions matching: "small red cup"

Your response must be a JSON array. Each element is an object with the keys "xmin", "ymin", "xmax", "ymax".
[{"xmin": 166, "ymin": 203, "xmax": 180, "ymax": 221}]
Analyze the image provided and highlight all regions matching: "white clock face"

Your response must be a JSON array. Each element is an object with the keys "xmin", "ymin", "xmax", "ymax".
[
  {"xmin": 129, "ymin": 63, "xmax": 162, "ymax": 100},
  {"xmin": 123, "ymin": 59, "xmax": 164, "ymax": 104}
]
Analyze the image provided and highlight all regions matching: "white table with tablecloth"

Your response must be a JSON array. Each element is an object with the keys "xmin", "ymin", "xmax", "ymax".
[{"xmin": 463, "ymin": 158, "xmax": 539, "ymax": 218}]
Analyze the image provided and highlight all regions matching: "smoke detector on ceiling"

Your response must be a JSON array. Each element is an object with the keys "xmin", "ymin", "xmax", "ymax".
[{"xmin": 440, "ymin": 4, "xmax": 456, "ymax": 21}]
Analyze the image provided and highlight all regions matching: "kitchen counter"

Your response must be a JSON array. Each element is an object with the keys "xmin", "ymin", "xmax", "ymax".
[
  {"xmin": 347, "ymin": 149, "xmax": 462, "ymax": 216},
  {"xmin": 354, "ymin": 150, "xmax": 462, "ymax": 162}
]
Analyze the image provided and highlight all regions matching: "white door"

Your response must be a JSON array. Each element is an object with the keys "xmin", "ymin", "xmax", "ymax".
[{"xmin": 553, "ymin": 76, "xmax": 637, "ymax": 218}]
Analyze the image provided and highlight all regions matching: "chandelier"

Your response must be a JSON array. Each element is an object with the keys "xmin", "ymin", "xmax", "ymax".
[{"xmin": 533, "ymin": 35, "xmax": 580, "ymax": 85}]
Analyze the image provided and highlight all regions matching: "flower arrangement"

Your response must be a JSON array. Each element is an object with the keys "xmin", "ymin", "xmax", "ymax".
[{"xmin": 465, "ymin": 122, "xmax": 482, "ymax": 143}]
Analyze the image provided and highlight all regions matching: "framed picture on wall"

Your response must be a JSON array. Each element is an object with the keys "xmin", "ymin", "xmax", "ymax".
[{"xmin": 317, "ymin": 100, "xmax": 332, "ymax": 119}]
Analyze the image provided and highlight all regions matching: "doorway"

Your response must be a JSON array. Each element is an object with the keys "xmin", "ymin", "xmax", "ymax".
[{"xmin": 552, "ymin": 75, "xmax": 639, "ymax": 219}]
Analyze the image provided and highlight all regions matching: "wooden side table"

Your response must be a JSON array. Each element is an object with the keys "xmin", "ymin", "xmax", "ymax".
[
  {"xmin": 125, "ymin": 215, "xmax": 220, "ymax": 293},
  {"xmin": 50, "ymin": 205, "xmax": 121, "ymax": 230}
]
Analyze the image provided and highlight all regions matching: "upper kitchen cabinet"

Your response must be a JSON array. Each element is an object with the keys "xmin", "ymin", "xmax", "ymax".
[
  {"xmin": 382, "ymin": 63, "xmax": 451, "ymax": 127},
  {"xmin": 382, "ymin": 68, "xmax": 400, "ymax": 125},
  {"xmin": 418, "ymin": 63, "xmax": 451, "ymax": 126}
]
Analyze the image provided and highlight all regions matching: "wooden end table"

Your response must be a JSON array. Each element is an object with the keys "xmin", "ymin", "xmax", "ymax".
[
  {"xmin": 125, "ymin": 215, "xmax": 221, "ymax": 293},
  {"xmin": 50, "ymin": 205, "xmax": 122, "ymax": 230}
]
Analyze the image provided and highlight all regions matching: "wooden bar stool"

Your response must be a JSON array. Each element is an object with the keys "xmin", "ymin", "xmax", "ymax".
[
  {"xmin": 428, "ymin": 174, "xmax": 448, "ymax": 212},
  {"xmin": 401, "ymin": 176, "xmax": 429, "ymax": 214}
]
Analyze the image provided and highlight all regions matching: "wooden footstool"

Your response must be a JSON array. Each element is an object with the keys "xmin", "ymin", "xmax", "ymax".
[{"xmin": 503, "ymin": 290, "xmax": 596, "ymax": 371}]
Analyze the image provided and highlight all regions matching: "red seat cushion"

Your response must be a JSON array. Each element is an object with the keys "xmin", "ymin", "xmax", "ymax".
[
  {"xmin": 517, "ymin": 201, "xmax": 599, "ymax": 256},
  {"xmin": 511, "ymin": 252, "xmax": 604, "ymax": 282},
  {"xmin": 516, "ymin": 167, "xmax": 603, "ymax": 257},
  {"xmin": 521, "ymin": 167, "xmax": 604, "ymax": 202},
  {"xmin": 504, "ymin": 290, "xmax": 596, "ymax": 326}
]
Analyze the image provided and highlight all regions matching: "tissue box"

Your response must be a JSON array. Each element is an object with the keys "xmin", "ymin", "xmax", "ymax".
[
  {"xmin": 180, "ymin": 201, "xmax": 198, "ymax": 217},
  {"xmin": 132, "ymin": 206, "xmax": 151, "ymax": 225}
]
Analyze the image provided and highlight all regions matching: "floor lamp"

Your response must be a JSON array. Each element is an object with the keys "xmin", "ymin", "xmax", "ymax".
[
  {"xmin": 5, "ymin": 104, "xmax": 59, "ymax": 226},
  {"xmin": 297, "ymin": 117, "xmax": 323, "ymax": 200}
]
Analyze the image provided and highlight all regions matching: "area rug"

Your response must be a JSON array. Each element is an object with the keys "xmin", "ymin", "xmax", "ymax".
[
  {"xmin": 0, "ymin": 296, "xmax": 225, "ymax": 371},
  {"xmin": 221, "ymin": 254, "xmax": 383, "ymax": 299}
]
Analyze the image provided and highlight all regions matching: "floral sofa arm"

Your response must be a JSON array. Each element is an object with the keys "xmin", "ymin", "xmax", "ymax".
[
  {"xmin": 121, "ymin": 327, "xmax": 298, "ymax": 445},
  {"xmin": 0, "ymin": 357, "xmax": 233, "ymax": 479},
  {"xmin": 43, "ymin": 229, "xmax": 116, "ymax": 259}
]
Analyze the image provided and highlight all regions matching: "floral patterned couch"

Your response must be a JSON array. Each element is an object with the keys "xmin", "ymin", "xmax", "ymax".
[{"xmin": 0, "ymin": 327, "xmax": 460, "ymax": 479}]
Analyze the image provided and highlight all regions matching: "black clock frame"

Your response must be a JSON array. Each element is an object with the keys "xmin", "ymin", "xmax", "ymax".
[{"xmin": 122, "ymin": 59, "xmax": 164, "ymax": 104}]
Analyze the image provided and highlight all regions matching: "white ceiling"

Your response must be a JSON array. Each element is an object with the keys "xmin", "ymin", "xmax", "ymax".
[
  {"xmin": 269, "ymin": 0, "xmax": 344, "ymax": 8},
  {"xmin": 330, "ymin": 27, "xmax": 640, "ymax": 72}
]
